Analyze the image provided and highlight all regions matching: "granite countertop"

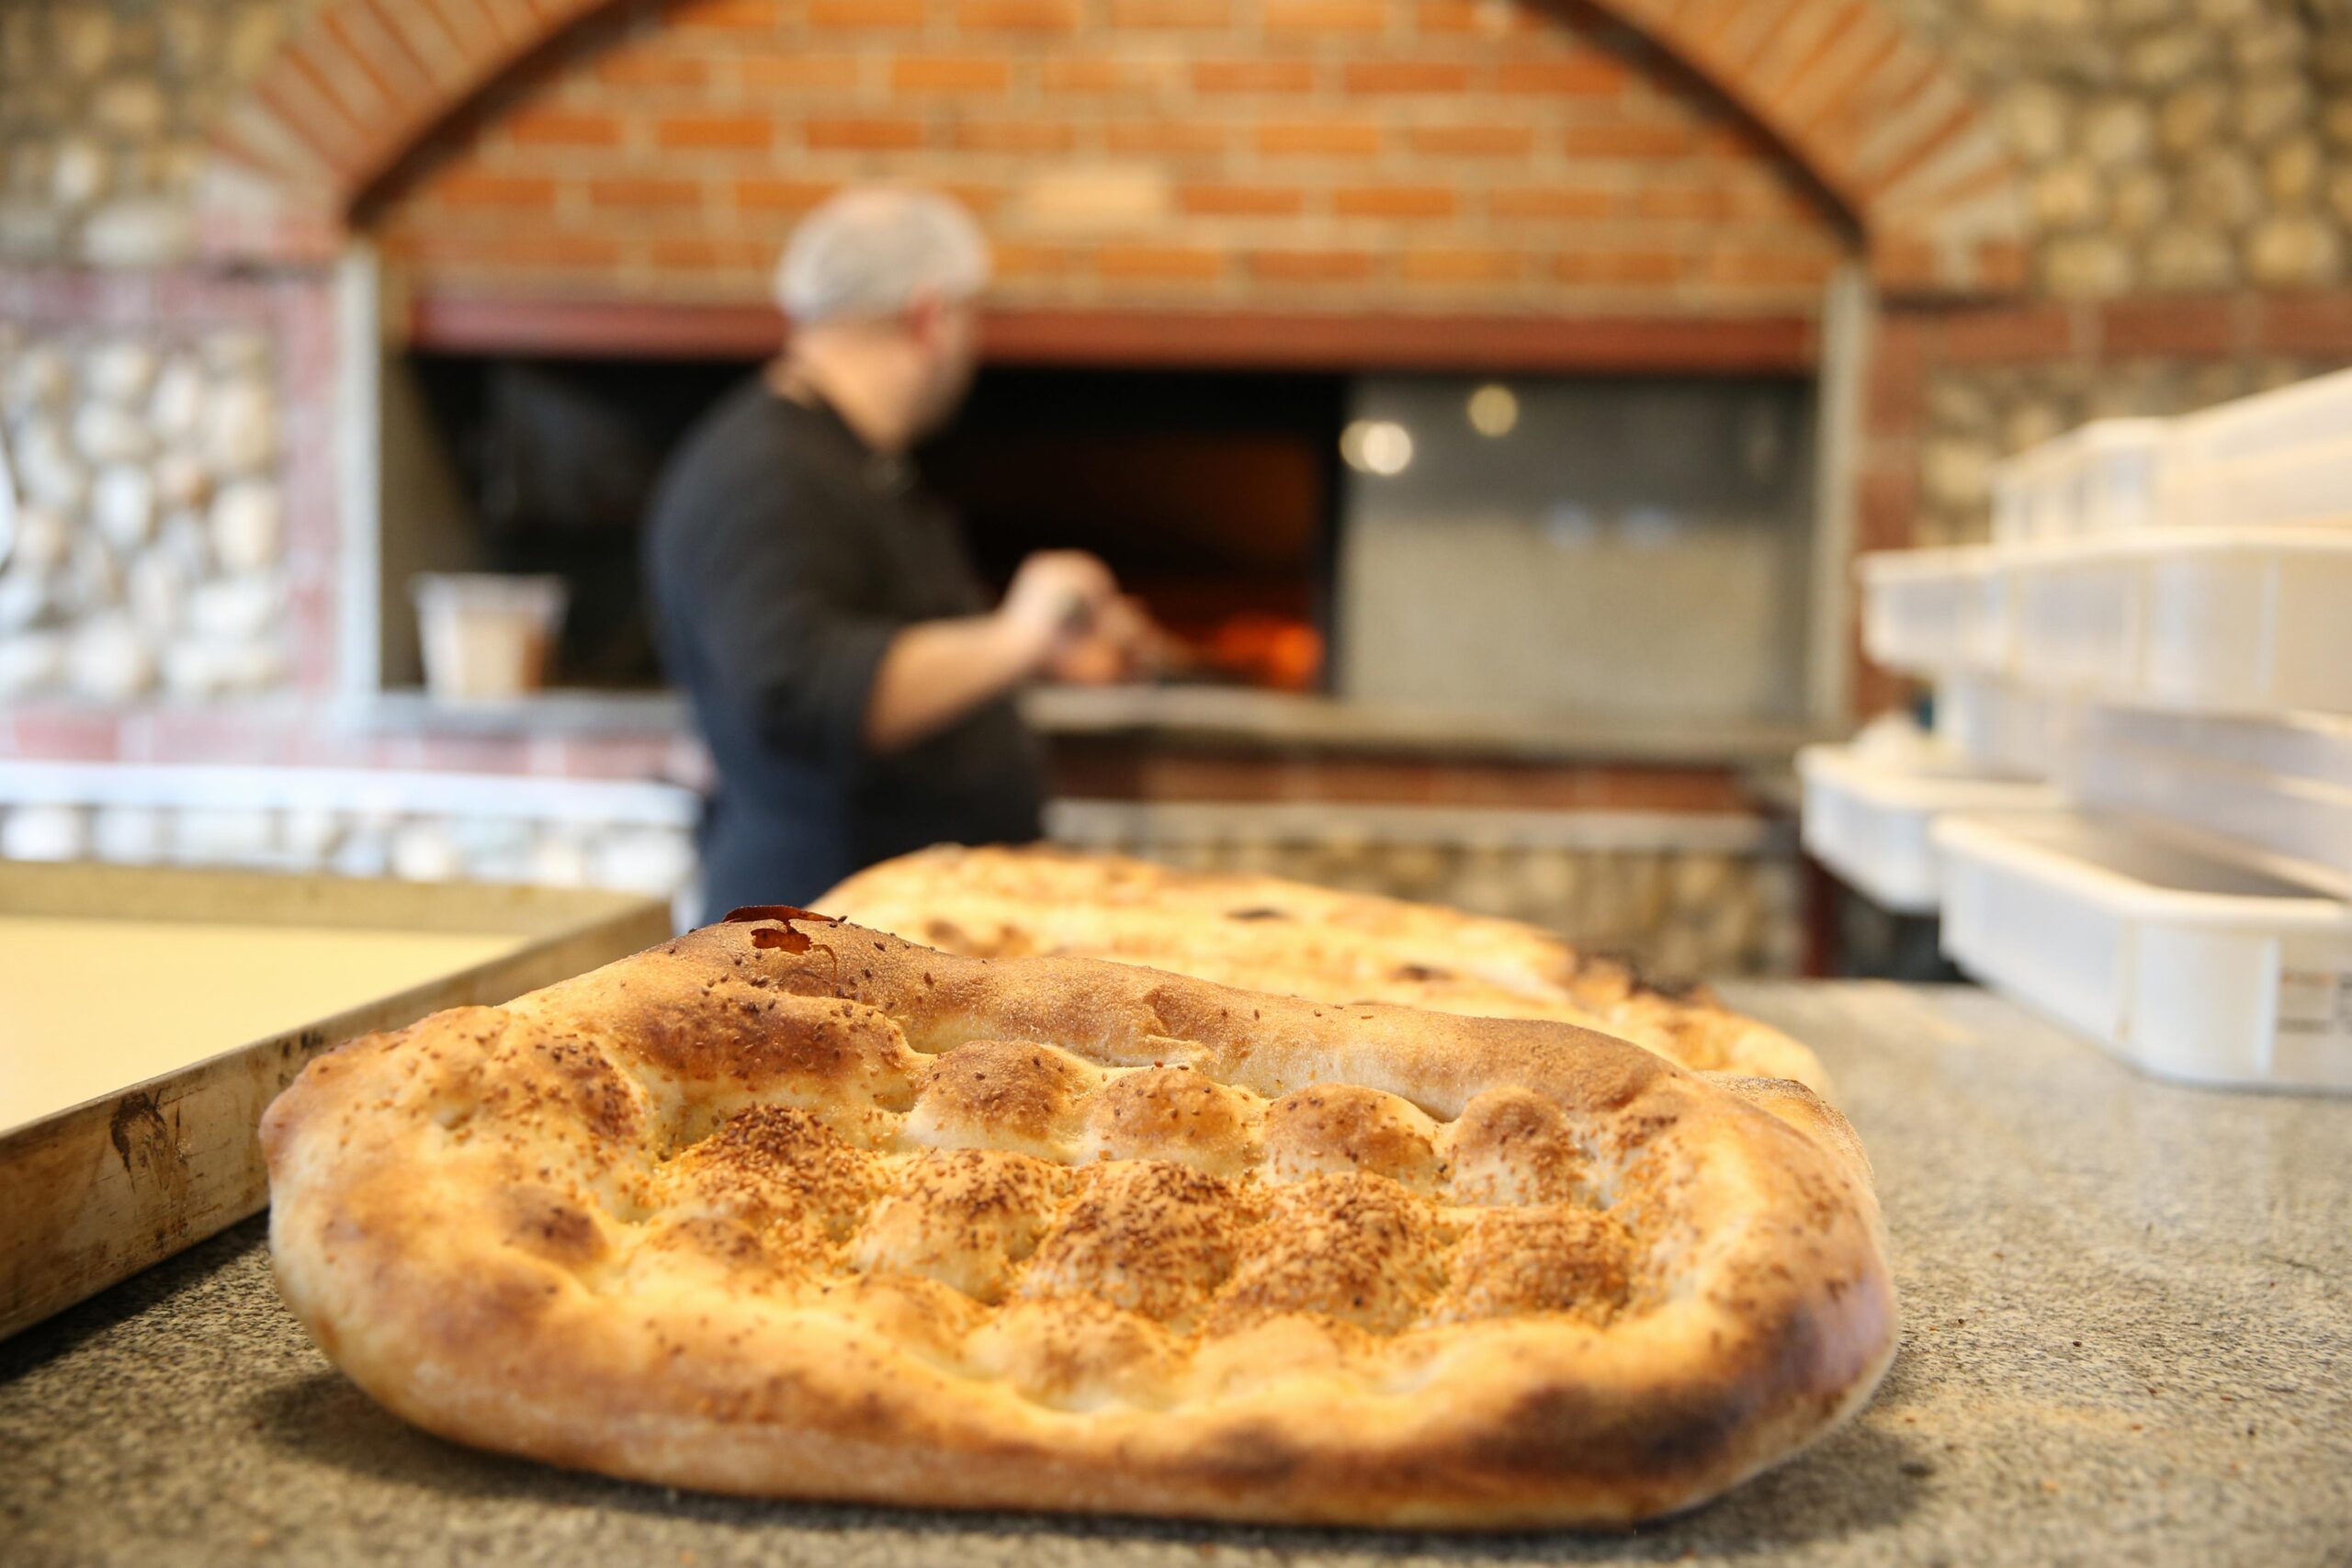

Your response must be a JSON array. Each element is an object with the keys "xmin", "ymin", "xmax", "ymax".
[{"xmin": 3, "ymin": 984, "xmax": 2347, "ymax": 1566}]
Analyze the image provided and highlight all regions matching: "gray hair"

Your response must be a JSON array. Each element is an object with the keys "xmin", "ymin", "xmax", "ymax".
[{"xmin": 775, "ymin": 187, "xmax": 992, "ymax": 325}]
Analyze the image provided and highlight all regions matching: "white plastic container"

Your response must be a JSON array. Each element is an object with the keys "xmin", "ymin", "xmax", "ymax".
[
  {"xmin": 1933, "ymin": 671, "xmax": 2064, "ymax": 779},
  {"xmin": 2161, "ymin": 435, "xmax": 2352, "ymax": 531},
  {"xmin": 2066, "ymin": 419, "xmax": 2171, "ymax": 535},
  {"xmin": 2063, "ymin": 705, "xmax": 2352, "ymax": 900},
  {"xmin": 1989, "ymin": 456, "xmax": 2032, "ymax": 546},
  {"xmin": 2007, "ymin": 546, "xmax": 2140, "ymax": 693},
  {"xmin": 1991, "ymin": 437, "xmax": 2069, "ymax": 545},
  {"xmin": 2166, "ymin": 365, "xmax": 2352, "ymax": 470},
  {"xmin": 412, "ymin": 573, "xmax": 568, "ymax": 702},
  {"xmin": 1857, "ymin": 546, "xmax": 2007, "ymax": 675},
  {"xmin": 1988, "ymin": 370, "xmax": 2352, "ymax": 537},
  {"xmin": 2132, "ymin": 530, "xmax": 2352, "ymax": 712},
  {"xmin": 1798, "ymin": 742, "xmax": 2061, "ymax": 914},
  {"xmin": 1934, "ymin": 812, "xmax": 2352, "ymax": 1092},
  {"xmin": 1992, "ymin": 420, "xmax": 2171, "ymax": 543},
  {"xmin": 1863, "ymin": 529, "xmax": 2352, "ymax": 715},
  {"xmin": 2160, "ymin": 367, "xmax": 2352, "ymax": 531}
]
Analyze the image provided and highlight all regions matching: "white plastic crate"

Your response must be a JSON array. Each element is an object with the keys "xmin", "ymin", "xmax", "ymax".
[
  {"xmin": 1862, "ymin": 529, "xmax": 2352, "ymax": 716},
  {"xmin": 1987, "ymin": 369, "xmax": 2352, "ymax": 538},
  {"xmin": 1989, "ymin": 454, "xmax": 2032, "ymax": 546},
  {"xmin": 2065, "ymin": 419, "xmax": 2171, "ymax": 536},
  {"xmin": 2167, "ymin": 365, "xmax": 2352, "ymax": 469},
  {"xmin": 1857, "ymin": 547, "xmax": 2007, "ymax": 674},
  {"xmin": 2008, "ymin": 547, "xmax": 2140, "ymax": 693},
  {"xmin": 1798, "ymin": 742, "xmax": 2060, "ymax": 914},
  {"xmin": 2063, "ymin": 705, "xmax": 2352, "ymax": 901},
  {"xmin": 1933, "ymin": 672, "xmax": 2064, "ymax": 779},
  {"xmin": 2160, "ymin": 367, "xmax": 2352, "ymax": 531},
  {"xmin": 1991, "ymin": 420, "xmax": 2170, "ymax": 543},
  {"xmin": 1934, "ymin": 813, "xmax": 2352, "ymax": 1092},
  {"xmin": 2132, "ymin": 530, "xmax": 2352, "ymax": 712},
  {"xmin": 2161, "ymin": 435, "xmax": 2352, "ymax": 532},
  {"xmin": 1991, "ymin": 438, "xmax": 2068, "ymax": 545}
]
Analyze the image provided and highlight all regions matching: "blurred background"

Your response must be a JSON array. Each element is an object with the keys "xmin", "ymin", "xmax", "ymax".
[{"xmin": 3, "ymin": 0, "xmax": 2348, "ymax": 976}]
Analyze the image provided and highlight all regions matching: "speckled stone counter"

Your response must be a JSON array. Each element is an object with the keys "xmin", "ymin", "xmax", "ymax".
[{"xmin": 3, "ymin": 984, "xmax": 2347, "ymax": 1566}]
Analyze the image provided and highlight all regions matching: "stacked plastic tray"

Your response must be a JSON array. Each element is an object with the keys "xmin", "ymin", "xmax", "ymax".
[
  {"xmin": 1856, "ymin": 529, "xmax": 2352, "ymax": 714},
  {"xmin": 1796, "ymin": 736, "xmax": 2058, "ymax": 916},
  {"xmin": 1837, "ymin": 367, "xmax": 2352, "ymax": 1091}
]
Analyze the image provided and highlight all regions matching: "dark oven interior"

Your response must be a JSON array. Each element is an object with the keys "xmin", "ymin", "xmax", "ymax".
[
  {"xmin": 401, "ymin": 354, "xmax": 1346, "ymax": 694},
  {"xmin": 392, "ymin": 354, "xmax": 1818, "ymax": 725}
]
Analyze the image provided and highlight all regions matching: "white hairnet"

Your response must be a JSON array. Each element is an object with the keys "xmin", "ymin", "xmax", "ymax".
[{"xmin": 775, "ymin": 186, "xmax": 992, "ymax": 325}]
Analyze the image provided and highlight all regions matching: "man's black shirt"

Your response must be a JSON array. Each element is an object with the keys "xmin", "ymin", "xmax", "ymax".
[{"xmin": 643, "ymin": 376, "xmax": 1044, "ymax": 919}]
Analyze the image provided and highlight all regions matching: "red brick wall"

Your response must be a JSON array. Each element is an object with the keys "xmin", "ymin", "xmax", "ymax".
[{"xmin": 360, "ymin": 0, "xmax": 1852, "ymax": 312}]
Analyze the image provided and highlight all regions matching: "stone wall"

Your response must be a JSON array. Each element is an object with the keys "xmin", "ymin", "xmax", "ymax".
[
  {"xmin": 1, "ymin": 320, "xmax": 286, "ymax": 698},
  {"xmin": 0, "ymin": 0, "xmax": 313, "ymax": 266},
  {"xmin": 0, "ymin": 265, "xmax": 340, "ymax": 705},
  {"xmin": 0, "ymin": 762, "xmax": 705, "ymax": 932},
  {"xmin": 1885, "ymin": 0, "xmax": 2352, "ymax": 296},
  {"xmin": 0, "ymin": 792, "xmax": 697, "ymax": 891}
]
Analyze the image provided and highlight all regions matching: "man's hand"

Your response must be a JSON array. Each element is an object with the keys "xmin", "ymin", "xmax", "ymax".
[
  {"xmin": 865, "ymin": 551, "xmax": 1136, "ymax": 754},
  {"xmin": 1046, "ymin": 593, "xmax": 1174, "ymax": 684},
  {"xmin": 996, "ymin": 550, "xmax": 1117, "ymax": 673}
]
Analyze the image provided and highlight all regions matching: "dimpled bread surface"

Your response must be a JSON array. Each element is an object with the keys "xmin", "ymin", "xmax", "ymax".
[
  {"xmin": 262, "ymin": 913, "xmax": 1895, "ymax": 1529},
  {"xmin": 820, "ymin": 845, "xmax": 1832, "ymax": 1098}
]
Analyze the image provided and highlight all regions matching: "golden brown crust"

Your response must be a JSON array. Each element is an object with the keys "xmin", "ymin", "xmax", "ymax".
[
  {"xmin": 818, "ymin": 845, "xmax": 1833, "ymax": 1098},
  {"xmin": 263, "ymin": 914, "xmax": 1894, "ymax": 1529}
]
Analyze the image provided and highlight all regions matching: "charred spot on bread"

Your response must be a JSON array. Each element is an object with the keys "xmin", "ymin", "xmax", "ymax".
[{"xmin": 724, "ymin": 905, "xmax": 841, "ymax": 925}]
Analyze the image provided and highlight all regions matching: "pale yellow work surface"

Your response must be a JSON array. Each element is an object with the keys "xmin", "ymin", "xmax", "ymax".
[{"xmin": 0, "ymin": 916, "xmax": 526, "ymax": 1134}]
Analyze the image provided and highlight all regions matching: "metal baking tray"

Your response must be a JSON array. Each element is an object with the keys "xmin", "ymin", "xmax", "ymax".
[{"xmin": 0, "ymin": 863, "xmax": 671, "ymax": 1339}]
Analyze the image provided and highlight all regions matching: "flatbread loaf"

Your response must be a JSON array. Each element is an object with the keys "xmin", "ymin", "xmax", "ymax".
[
  {"xmin": 821, "ymin": 845, "xmax": 1830, "ymax": 1096},
  {"xmin": 263, "ymin": 910, "xmax": 1894, "ymax": 1528}
]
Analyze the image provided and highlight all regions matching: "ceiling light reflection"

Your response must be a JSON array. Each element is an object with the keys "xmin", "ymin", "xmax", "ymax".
[
  {"xmin": 1467, "ymin": 383, "xmax": 1519, "ymax": 437},
  {"xmin": 1340, "ymin": 419, "xmax": 1415, "ymax": 476}
]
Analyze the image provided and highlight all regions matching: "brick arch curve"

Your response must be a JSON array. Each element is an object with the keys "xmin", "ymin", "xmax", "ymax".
[{"xmin": 200, "ymin": 0, "xmax": 2021, "ymax": 293}]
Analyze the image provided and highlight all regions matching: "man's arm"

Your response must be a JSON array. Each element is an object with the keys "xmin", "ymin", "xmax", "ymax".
[
  {"xmin": 667, "ymin": 448, "xmax": 1118, "ymax": 765},
  {"xmin": 862, "ymin": 615, "xmax": 1035, "ymax": 752},
  {"xmin": 863, "ymin": 550, "xmax": 1114, "ymax": 752}
]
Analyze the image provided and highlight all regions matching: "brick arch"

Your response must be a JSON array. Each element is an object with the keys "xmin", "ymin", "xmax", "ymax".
[
  {"xmin": 1594, "ymin": 0, "xmax": 2023, "ymax": 293},
  {"xmin": 198, "ymin": 0, "xmax": 616, "ymax": 260},
  {"xmin": 200, "ymin": 0, "xmax": 2022, "ymax": 294}
]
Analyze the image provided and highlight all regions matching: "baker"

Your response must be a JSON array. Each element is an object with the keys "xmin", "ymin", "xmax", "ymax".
[{"xmin": 646, "ymin": 186, "xmax": 1157, "ymax": 920}]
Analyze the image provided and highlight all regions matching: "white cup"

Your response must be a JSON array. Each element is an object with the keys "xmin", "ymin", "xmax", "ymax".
[{"xmin": 411, "ymin": 572, "xmax": 568, "ymax": 701}]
